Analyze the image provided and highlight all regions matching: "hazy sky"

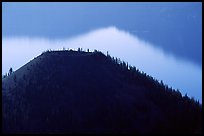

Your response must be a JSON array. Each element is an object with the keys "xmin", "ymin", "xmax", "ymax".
[
  {"xmin": 2, "ymin": 2, "xmax": 202, "ymax": 102},
  {"xmin": 2, "ymin": 2, "xmax": 202, "ymax": 65}
]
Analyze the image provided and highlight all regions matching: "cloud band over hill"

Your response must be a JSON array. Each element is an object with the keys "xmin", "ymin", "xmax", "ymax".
[{"xmin": 2, "ymin": 26, "xmax": 202, "ymax": 102}]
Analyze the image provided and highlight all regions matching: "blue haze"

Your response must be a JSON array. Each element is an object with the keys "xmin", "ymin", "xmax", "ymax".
[
  {"xmin": 2, "ymin": 27, "xmax": 202, "ymax": 103},
  {"xmin": 2, "ymin": 2, "xmax": 202, "ymax": 102},
  {"xmin": 2, "ymin": 2, "xmax": 202, "ymax": 65}
]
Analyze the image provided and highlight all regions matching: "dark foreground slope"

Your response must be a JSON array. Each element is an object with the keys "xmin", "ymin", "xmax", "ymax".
[{"xmin": 2, "ymin": 50, "xmax": 202, "ymax": 134}]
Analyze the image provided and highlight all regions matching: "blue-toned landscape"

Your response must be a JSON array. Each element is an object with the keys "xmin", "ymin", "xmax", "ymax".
[{"xmin": 2, "ymin": 2, "xmax": 202, "ymax": 134}]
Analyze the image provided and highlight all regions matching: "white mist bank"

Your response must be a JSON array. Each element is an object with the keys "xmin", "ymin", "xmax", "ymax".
[{"xmin": 2, "ymin": 26, "xmax": 202, "ymax": 102}]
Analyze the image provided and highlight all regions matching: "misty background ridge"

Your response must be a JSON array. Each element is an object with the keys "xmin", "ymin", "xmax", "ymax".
[
  {"xmin": 2, "ymin": 2, "xmax": 202, "ymax": 66},
  {"xmin": 2, "ymin": 26, "xmax": 202, "ymax": 103}
]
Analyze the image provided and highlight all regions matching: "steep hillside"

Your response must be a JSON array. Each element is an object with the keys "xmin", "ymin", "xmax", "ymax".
[{"xmin": 2, "ymin": 49, "xmax": 202, "ymax": 134}]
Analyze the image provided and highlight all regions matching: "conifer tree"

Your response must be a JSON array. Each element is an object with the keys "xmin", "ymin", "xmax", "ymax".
[{"xmin": 9, "ymin": 67, "xmax": 13, "ymax": 75}]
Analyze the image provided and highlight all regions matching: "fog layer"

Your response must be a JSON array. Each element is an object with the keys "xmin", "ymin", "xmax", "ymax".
[{"xmin": 2, "ymin": 27, "xmax": 202, "ymax": 102}]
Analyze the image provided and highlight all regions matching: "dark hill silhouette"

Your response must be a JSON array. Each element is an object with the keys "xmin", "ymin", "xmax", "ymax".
[{"xmin": 2, "ymin": 49, "xmax": 202, "ymax": 134}]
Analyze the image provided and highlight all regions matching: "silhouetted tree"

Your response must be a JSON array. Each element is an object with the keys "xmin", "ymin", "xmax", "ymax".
[
  {"xmin": 9, "ymin": 67, "xmax": 13, "ymax": 76},
  {"xmin": 160, "ymin": 80, "xmax": 164, "ymax": 87},
  {"xmin": 107, "ymin": 51, "xmax": 109, "ymax": 56},
  {"xmin": 87, "ymin": 49, "xmax": 89, "ymax": 52},
  {"xmin": 2, "ymin": 73, "xmax": 7, "ymax": 78},
  {"xmin": 115, "ymin": 57, "xmax": 118, "ymax": 64}
]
